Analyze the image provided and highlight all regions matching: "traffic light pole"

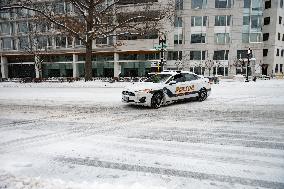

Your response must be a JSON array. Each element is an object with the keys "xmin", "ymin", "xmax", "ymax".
[{"xmin": 159, "ymin": 35, "xmax": 166, "ymax": 72}]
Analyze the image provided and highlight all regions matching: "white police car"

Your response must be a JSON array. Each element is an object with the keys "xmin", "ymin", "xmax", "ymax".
[{"xmin": 122, "ymin": 70, "xmax": 211, "ymax": 108}]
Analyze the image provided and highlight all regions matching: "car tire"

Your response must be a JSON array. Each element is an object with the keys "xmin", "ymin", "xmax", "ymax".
[
  {"xmin": 151, "ymin": 92, "xmax": 163, "ymax": 109},
  {"xmin": 198, "ymin": 88, "xmax": 207, "ymax": 102}
]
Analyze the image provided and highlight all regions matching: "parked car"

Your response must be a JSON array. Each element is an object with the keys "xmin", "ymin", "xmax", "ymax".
[
  {"xmin": 122, "ymin": 70, "xmax": 211, "ymax": 108},
  {"xmin": 258, "ymin": 75, "xmax": 271, "ymax": 80}
]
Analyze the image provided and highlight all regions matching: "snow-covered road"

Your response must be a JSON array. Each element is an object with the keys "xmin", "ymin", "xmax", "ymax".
[{"xmin": 0, "ymin": 80, "xmax": 284, "ymax": 189}]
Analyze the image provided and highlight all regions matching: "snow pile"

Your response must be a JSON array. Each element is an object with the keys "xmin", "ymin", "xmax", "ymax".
[
  {"xmin": 0, "ymin": 171, "xmax": 166, "ymax": 189},
  {"xmin": 0, "ymin": 81, "xmax": 131, "ymax": 88}
]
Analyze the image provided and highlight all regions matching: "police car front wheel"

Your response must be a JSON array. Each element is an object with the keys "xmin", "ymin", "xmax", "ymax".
[
  {"xmin": 198, "ymin": 89, "xmax": 207, "ymax": 102},
  {"xmin": 151, "ymin": 92, "xmax": 163, "ymax": 109}
]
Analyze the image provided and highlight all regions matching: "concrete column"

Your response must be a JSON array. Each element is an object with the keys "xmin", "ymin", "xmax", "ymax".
[
  {"xmin": 72, "ymin": 54, "xmax": 79, "ymax": 78},
  {"xmin": 113, "ymin": 52, "xmax": 121, "ymax": 78},
  {"xmin": 1, "ymin": 56, "xmax": 8, "ymax": 78}
]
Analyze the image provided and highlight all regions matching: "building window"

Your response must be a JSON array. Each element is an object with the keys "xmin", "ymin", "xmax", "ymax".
[
  {"xmin": 190, "ymin": 51, "xmax": 206, "ymax": 60},
  {"xmin": 251, "ymin": 15, "xmax": 262, "ymax": 29},
  {"xmin": 168, "ymin": 51, "xmax": 182, "ymax": 60},
  {"xmin": 279, "ymin": 33, "xmax": 281, "ymax": 40},
  {"xmin": 242, "ymin": 33, "xmax": 249, "ymax": 43},
  {"xmin": 244, "ymin": 0, "xmax": 251, "ymax": 8},
  {"xmin": 250, "ymin": 33, "xmax": 262, "ymax": 42},
  {"xmin": 242, "ymin": 33, "xmax": 261, "ymax": 43},
  {"xmin": 263, "ymin": 49, "xmax": 268, "ymax": 57},
  {"xmin": 191, "ymin": 33, "xmax": 206, "ymax": 43},
  {"xmin": 191, "ymin": 0, "xmax": 207, "ymax": 9},
  {"xmin": 175, "ymin": 0, "xmax": 183, "ymax": 10},
  {"xmin": 96, "ymin": 37, "xmax": 107, "ymax": 44},
  {"xmin": 265, "ymin": 0, "xmax": 271, "ymax": 9},
  {"xmin": 276, "ymin": 49, "xmax": 280, "ymax": 56},
  {"xmin": 213, "ymin": 50, "xmax": 229, "ymax": 60},
  {"xmin": 282, "ymin": 34, "xmax": 284, "ymax": 41},
  {"xmin": 174, "ymin": 17, "xmax": 183, "ymax": 27},
  {"xmin": 263, "ymin": 33, "xmax": 269, "ymax": 41},
  {"xmin": 279, "ymin": 16, "xmax": 282, "ymax": 24},
  {"xmin": 280, "ymin": 64, "xmax": 283, "ymax": 73},
  {"xmin": 0, "ymin": 10, "xmax": 11, "ymax": 19},
  {"xmin": 237, "ymin": 50, "xmax": 250, "ymax": 59},
  {"xmin": 281, "ymin": 0, "xmax": 283, "ymax": 8},
  {"xmin": 275, "ymin": 64, "xmax": 278, "ymax": 73},
  {"xmin": 243, "ymin": 16, "xmax": 250, "ymax": 25},
  {"xmin": 2, "ymin": 38, "xmax": 12, "ymax": 50},
  {"xmin": 0, "ymin": 23, "xmax": 11, "ymax": 34},
  {"xmin": 275, "ymin": 64, "xmax": 280, "ymax": 73},
  {"xmin": 35, "ymin": 36, "xmax": 48, "ymax": 50},
  {"xmin": 19, "ymin": 36, "xmax": 29, "ymax": 50},
  {"xmin": 215, "ymin": 33, "xmax": 230, "ymax": 44},
  {"xmin": 215, "ymin": 15, "xmax": 231, "ymax": 26},
  {"xmin": 55, "ymin": 36, "xmax": 67, "ymax": 48},
  {"xmin": 191, "ymin": 16, "xmax": 207, "ymax": 26},
  {"xmin": 174, "ymin": 33, "xmax": 183, "ymax": 44},
  {"xmin": 215, "ymin": 0, "xmax": 231, "ymax": 8},
  {"xmin": 281, "ymin": 49, "xmax": 284, "ymax": 57},
  {"xmin": 251, "ymin": 0, "xmax": 263, "ymax": 11},
  {"xmin": 264, "ymin": 17, "xmax": 270, "ymax": 25},
  {"xmin": 18, "ymin": 22, "xmax": 29, "ymax": 33},
  {"xmin": 54, "ymin": 1, "xmax": 65, "ymax": 14}
]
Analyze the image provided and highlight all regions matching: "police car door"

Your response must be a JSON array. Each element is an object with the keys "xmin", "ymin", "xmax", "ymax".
[
  {"xmin": 164, "ymin": 73, "xmax": 186, "ymax": 102},
  {"xmin": 184, "ymin": 73, "xmax": 199, "ymax": 99}
]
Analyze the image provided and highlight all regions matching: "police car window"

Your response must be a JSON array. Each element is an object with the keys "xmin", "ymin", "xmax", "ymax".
[
  {"xmin": 144, "ymin": 74, "xmax": 172, "ymax": 83},
  {"xmin": 185, "ymin": 74, "xmax": 199, "ymax": 81},
  {"xmin": 173, "ymin": 74, "xmax": 186, "ymax": 83}
]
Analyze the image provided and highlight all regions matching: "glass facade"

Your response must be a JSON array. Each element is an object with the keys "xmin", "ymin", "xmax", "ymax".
[
  {"xmin": 42, "ymin": 63, "xmax": 73, "ymax": 78},
  {"xmin": 242, "ymin": 0, "xmax": 263, "ymax": 43}
]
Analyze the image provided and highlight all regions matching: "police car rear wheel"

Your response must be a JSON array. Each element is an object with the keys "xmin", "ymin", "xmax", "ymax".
[
  {"xmin": 198, "ymin": 89, "xmax": 207, "ymax": 102},
  {"xmin": 151, "ymin": 93, "xmax": 162, "ymax": 109}
]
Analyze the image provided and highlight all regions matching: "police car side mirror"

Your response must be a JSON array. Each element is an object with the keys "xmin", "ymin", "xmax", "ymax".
[{"xmin": 169, "ymin": 81, "xmax": 177, "ymax": 85}]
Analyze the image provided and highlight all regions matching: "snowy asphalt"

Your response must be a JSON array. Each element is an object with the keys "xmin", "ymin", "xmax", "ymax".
[{"xmin": 0, "ymin": 80, "xmax": 284, "ymax": 189}]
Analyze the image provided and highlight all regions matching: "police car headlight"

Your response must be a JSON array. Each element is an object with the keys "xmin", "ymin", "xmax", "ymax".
[{"xmin": 137, "ymin": 89, "xmax": 152, "ymax": 93}]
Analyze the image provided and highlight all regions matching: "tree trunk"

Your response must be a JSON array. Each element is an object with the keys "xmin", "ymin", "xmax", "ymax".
[
  {"xmin": 35, "ymin": 55, "xmax": 42, "ymax": 79},
  {"xmin": 85, "ymin": 38, "xmax": 93, "ymax": 81}
]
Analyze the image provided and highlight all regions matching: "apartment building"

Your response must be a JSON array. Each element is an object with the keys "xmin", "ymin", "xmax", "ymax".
[
  {"xmin": 0, "ymin": 0, "xmax": 283, "ymax": 79},
  {"xmin": 263, "ymin": 0, "xmax": 284, "ymax": 75}
]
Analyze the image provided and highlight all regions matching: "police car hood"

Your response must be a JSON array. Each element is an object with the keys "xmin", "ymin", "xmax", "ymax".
[{"xmin": 125, "ymin": 82, "xmax": 165, "ymax": 92}]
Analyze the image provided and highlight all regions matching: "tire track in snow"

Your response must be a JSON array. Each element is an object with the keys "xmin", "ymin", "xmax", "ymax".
[
  {"xmin": 86, "ymin": 139, "xmax": 284, "ymax": 169},
  {"xmin": 124, "ymin": 127, "xmax": 284, "ymax": 143},
  {"xmin": 114, "ymin": 136, "xmax": 284, "ymax": 159},
  {"xmin": 56, "ymin": 156, "xmax": 284, "ymax": 189},
  {"xmin": 128, "ymin": 133, "xmax": 284, "ymax": 150},
  {"xmin": 0, "ymin": 116, "xmax": 140, "ymax": 153}
]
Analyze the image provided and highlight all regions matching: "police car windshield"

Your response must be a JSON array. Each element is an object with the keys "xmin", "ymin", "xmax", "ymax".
[{"xmin": 144, "ymin": 74, "xmax": 172, "ymax": 83}]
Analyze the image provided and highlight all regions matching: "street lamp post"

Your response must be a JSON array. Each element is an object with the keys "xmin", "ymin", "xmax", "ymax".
[
  {"xmin": 246, "ymin": 48, "xmax": 252, "ymax": 82},
  {"xmin": 158, "ymin": 35, "xmax": 166, "ymax": 72}
]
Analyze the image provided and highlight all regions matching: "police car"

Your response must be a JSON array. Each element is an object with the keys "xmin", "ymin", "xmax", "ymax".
[{"xmin": 122, "ymin": 70, "xmax": 211, "ymax": 108}]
